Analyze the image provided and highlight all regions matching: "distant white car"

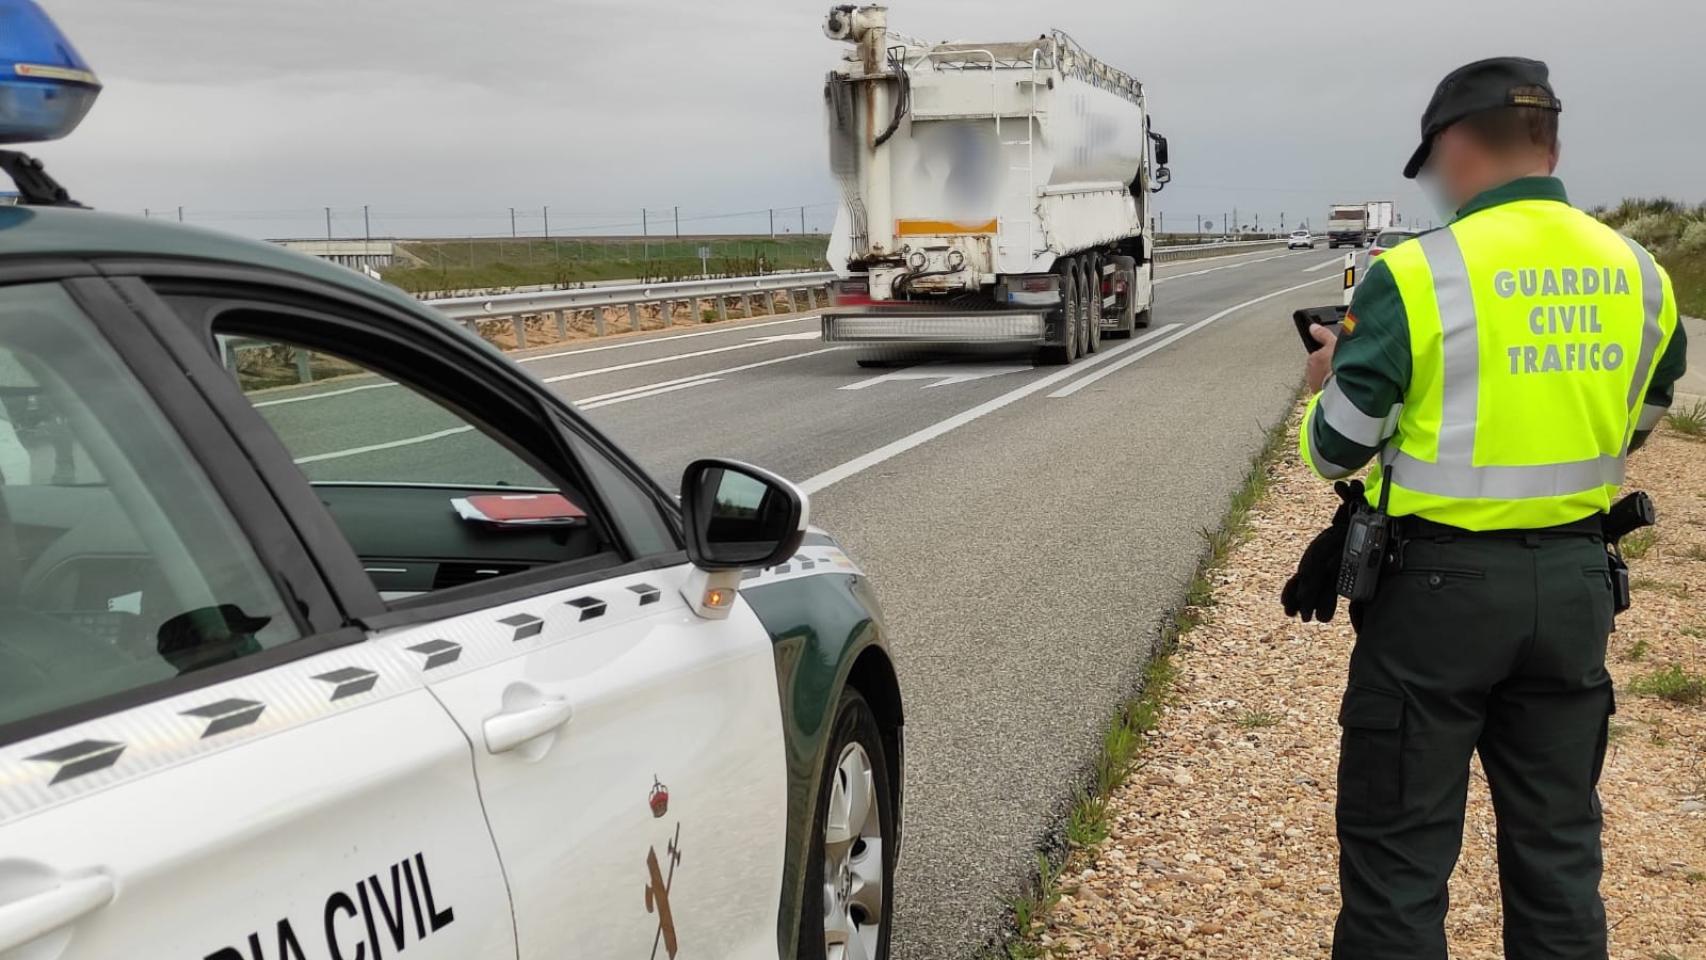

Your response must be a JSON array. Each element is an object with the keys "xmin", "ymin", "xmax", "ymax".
[{"xmin": 1287, "ymin": 230, "xmax": 1316, "ymax": 250}]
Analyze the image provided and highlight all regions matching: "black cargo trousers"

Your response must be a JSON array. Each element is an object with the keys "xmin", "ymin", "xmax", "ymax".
[{"xmin": 1331, "ymin": 524, "xmax": 1617, "ymax": 960}]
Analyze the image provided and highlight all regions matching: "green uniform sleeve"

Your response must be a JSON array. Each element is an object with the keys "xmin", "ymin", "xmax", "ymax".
[
  {"xmin": 1300, "ymin": 258, "xmax": 1412, "ymax": 479},
  {"xmin": 1629, "ymin": 273, "xmax": 1688, "ymax": 450}
]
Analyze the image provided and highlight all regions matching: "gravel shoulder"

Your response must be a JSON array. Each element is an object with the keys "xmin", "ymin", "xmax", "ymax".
[{"xmin": 1037, "ymin": 409, "xmax": 1706, "ymax": 960}]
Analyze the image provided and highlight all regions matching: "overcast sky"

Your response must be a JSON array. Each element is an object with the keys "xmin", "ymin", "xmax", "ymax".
[{"xmin": 33, "ymin": 0, "xmax": 1706, "ymax": 240}]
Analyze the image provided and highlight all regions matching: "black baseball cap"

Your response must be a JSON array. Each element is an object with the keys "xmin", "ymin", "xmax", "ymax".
[{"xmin": 1403, "ymin": 57, "xmax": 1562, "ymax": 179}]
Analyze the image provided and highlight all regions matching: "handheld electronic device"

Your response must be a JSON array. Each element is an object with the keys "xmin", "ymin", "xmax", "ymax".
[{"xmin": 1293, "ymin": 305, "xmax": 1348, "ymax": 353}]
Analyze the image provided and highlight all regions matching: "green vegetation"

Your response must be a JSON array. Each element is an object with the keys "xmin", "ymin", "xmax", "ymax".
[
  {"xmin": 1622, "ymin": 637, "xmax": 1651, "ymax": 662},
  {"xmin": 1630, "ymin": 577, "xmax": 1689, "ymax": 599},
  {"xmin": 1592, "ymin": 198, "xmax": 1706, "ymax": 316},
  {"xmin": 1666, "ymin": 399, "xmax": 1706, "ymax": 439},
  {"xmin": 1237, "ymin": 709, "xmax": 1281, "ymax": 729},
  {"xmin": 1627, "ymin": 664, "xmax": 1706, "ymax": 706},
  {"xmin": 1000, "ymin": 418, "xmax": 1289, "ymax": 959},
  {"xmin": 1621, "ymin": 527, "xmax": 1658, "ymax": 560},
  {"xmin": 380, "ymin": 235, "xmax": 829, "ymax": 294}
]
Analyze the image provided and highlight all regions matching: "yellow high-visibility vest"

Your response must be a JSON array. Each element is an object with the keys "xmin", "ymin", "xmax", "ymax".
[{"xmin": 1368, "ymin": 198, "xmax": 1679, "ymax": 530}]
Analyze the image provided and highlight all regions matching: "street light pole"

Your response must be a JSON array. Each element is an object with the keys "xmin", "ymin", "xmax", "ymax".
[
  {"xmin": 324, "ymin": 206, "xmax": 332, "ymax": 240},
  {"xmin": 543, "ymin": 205, "xmax": 550, "ymax": 239},
  {"xmin": 363, "ymin": 204, "xmax": 370, "ymax": 242},
  {"xmin": 509, "ymin": 207, "xmax": 517, "ymax": 238}
]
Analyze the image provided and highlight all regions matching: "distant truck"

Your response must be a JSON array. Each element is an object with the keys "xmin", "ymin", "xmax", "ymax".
[
  {"xmin": 1327, "ymin": 204, "xmax": 1368, "ymax": 248},
  {"xmin": 818, "ymin": 5, "xmax": 1171, "ymax": 366},
  {"xmin": 1364, "ymin": 200, "xmax": 1396, "ymax": 241}
]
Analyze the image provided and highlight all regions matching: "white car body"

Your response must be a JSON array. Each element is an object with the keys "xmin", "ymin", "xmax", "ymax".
[{"xmin": 1287, "ymin": 231, "xmax": 1316, "ymax": 250}]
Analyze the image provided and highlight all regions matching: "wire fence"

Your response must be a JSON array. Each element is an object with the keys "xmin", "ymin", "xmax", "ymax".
[
  {"xmin": 135, "ymin": 201, "xmax": 846, "ymax": 245},
  {"xmin": 385, "ymin": 235, "xmax": 831, "ymax": 296}
]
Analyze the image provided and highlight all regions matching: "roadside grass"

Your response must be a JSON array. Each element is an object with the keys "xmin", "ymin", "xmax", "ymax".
[
  {"xmin": 381, "ymin": 235, "xmax": 829, "ymax": 295},
  {"xmin": 1592, "ymin": 198, "xmax": 1706, "ymax": 316},
  {"xmin": 1627, "ymin": 665, "xmax": 1706, "ymax": 706},
  {"xmin": 1622, "ymin": 638, "xmax": 1652, "ymax": 662},
  {"xmin": 1237, "ymin": 709, "xmax": 1282, "ymax": 729},
  {"xmin": 1631, "ymin": 577, "xmax": 1690, "ymax": 600},
  {"xmin": 1622, "ymin": 527, "xmax": 1659, "ymax": 561},
  {"xmin": 998, "ymin": 417, "xmax": 1289, "ymax": 959},
  {"xmin": 1666, "ymin": 399, "xmax": 1706, "ymax": 439}
]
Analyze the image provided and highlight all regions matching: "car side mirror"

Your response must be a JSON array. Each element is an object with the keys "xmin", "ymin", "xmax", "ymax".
[
  {"xmin": 1150, "ymin": 165, "xmax": 1172, "ymax": 193},
  {"xmin": 1150, "ymin": 132, "xmax": 1169, "ymax": 166},
  {"xmin": 678, "ymin": 458, "xmax": 809, "ymax": 618}
]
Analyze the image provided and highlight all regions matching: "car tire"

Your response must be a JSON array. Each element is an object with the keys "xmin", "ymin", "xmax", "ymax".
[
  {"xmin": 1039, "ymin": 259, "xmax": 1080, "ymax": 365},
  {"xmin": 797, "ymin": 688, "xmax": 895, "ymax": 960}
]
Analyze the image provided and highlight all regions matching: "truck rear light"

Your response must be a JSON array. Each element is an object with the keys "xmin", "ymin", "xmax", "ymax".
[
  {"xmin": 1004, "ymin": 274, "xmax": 1061, "ymax": 307},
  {"xmin": 831, "ymin": 278, "xmax": 873, "ymax": 306}
]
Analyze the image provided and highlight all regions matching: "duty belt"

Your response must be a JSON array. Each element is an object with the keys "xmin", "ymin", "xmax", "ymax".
[{"xmin": 1394, "ymin": 514, "xmax": 1604, "ymax": 543}]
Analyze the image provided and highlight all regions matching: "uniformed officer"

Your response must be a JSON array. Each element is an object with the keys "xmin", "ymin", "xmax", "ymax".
[{"xmin": 1285, "ymin": 58, "xmax": 1688, "ymax": 959}]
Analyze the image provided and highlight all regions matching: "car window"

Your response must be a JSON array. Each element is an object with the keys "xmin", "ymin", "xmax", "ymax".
[
  {"xmin": 0, "ymin": 283, "xmax": 301, "ymax": 730},
  {"xmin": 210, "ymin": 320, "xmax": 618, "ymax": 600},
  {"xmin": 1376, "ymin": 232, "xmax": 1412, "ymax": 247},
  {"xmin": 560, "ymin": 423, "xmax": 679, "ymax": 558}
]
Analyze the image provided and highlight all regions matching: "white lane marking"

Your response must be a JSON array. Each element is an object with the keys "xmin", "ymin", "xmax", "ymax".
[
  {"xmin": 749, "ymin": 330, "xmax": 823, "ymax": 344},
  {"xmin": 256, "ymin": 316, "xmax": 818, "ymax": 409},
  {"xmin": 285, "ymin": 347, "xmax": 848, "ymax": 466},
  {"xmin": 797, "ymin": 324, "xmax": 1181, "ymax": 494},
  {"xmin": 1156, "ymin": 251, "xmax": 1300, "ymax": 284},
  {"xmin": 839, "ymin": 363, "xmax": 1032, "ymax": 391},
  {"xmin": 1049, "ymin": 275, "xmax": 1336, "ymax": 398},
  {"xmin": 1303, "ymin": 255, "xmax": 1347, "ymax": 273},
  {"xmin": 570, "ymin": 346, "xmax": 848, "ymax": 406},
  {"xmin": 539, "ymin": 332, "xmax": 819, "ymax": 385},
  {"xmin": 293, "ymin": 426, "xmax": 472, "ymax": 465},
  {"xmin": 514, "ymin": 314, "xmax": 813, "ymax": 364},
  {"xmin": 578, "ymin": 378, "xmax": 720, "ymax": 409},
  {"xmin": 255, "ymin": 380, "xmax": 392, "ymax": 408}
]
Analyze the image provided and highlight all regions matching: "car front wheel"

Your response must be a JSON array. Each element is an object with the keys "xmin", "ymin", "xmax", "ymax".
[{"xmin": 800, "ymin": 688, "xmax": 895, "ymax": 960}]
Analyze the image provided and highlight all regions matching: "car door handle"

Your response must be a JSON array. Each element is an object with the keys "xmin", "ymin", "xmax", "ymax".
[
  {"xmin": 483, "ymin": 697, "xmax": 575, "ymax": 754},
  {"xmin": 0, "ymin": 873, "xmax": 115, "ymax": 952}
]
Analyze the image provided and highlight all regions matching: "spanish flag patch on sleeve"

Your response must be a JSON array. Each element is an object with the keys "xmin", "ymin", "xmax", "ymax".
[{"xmin": 1341, "ymin": 310, "xmax": 1358, "ymax": 337}]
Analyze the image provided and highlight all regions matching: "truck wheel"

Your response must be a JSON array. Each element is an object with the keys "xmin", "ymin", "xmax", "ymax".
[
  {"xmin": 1082, "ymin": 257, "xmax": 1102, "ymax": 354},
  {"xmin": 1039, "ymin": 260, "xmax": 1080, "ymax": 365}
]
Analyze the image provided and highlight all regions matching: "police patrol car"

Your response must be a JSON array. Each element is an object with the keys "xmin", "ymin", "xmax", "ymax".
[{"xmin": 0, "ymin": 6, "xmax": 902, "ymax": 959}]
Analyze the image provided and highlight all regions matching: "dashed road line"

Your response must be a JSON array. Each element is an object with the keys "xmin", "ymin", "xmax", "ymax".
[
  {"xmin": 796, "ymin": 325, "xmax": 1181, "ymax": 494},
  {"xmin": 1049, "ymin": 275, "xmax": 1336, "ymax": 398}
]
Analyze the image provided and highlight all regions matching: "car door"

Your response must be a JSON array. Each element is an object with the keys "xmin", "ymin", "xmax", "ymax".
[
  {"xmin": 132, "ymin": 272, "xmax": 791, "ymax": 960},
  {"xmin": 0, "ymin": 276, "xmax": 514, "ymax": 960}
]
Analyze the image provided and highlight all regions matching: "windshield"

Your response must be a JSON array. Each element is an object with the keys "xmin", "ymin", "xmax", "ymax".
[
  {"xmin": 1329, "ymin": 208, "xmax": 1364, "ymax": 220},
  {"xmin": 1375, "ymin": 232, "xmax": 1413, "ymax": 247}
]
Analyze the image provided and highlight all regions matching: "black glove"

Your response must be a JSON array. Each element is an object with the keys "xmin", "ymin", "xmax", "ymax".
[{"xmin": 1280, "ymin": 480, "xmax": 1365, "ymax": 623}]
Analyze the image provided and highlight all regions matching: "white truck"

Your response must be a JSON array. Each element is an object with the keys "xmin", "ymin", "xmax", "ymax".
[
  {"xmin": 1327, "ymin": 204, "xmax": 1369, "ymax": 248},
  {"xmin": 1364, "ymin": 200, "xmax": 1396, "ymax": 241},
  {"xmin": 818, "ymin": 5, "xmax": 1171, "ymax": 365}
]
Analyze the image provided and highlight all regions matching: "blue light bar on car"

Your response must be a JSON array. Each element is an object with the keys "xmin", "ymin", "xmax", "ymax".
[{"xmin": 0, "ymin": 0, "xmax": 100, "ymax": 144}]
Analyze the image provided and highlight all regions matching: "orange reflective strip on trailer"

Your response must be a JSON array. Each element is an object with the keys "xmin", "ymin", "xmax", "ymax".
[{"xmin": 894, "ymin": 218, "xmax": 999, "ymax": 236}]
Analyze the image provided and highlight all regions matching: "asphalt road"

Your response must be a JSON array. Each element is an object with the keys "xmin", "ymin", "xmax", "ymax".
[{"xmin": 245, "ymin": 244, "xmax": 1348, "ymax": 958}]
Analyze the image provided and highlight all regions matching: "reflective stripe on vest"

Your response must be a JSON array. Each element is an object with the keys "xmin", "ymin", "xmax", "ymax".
[{"xmin": 1387, "ymin": 223, "xmax": 1667, "ymax": 504}]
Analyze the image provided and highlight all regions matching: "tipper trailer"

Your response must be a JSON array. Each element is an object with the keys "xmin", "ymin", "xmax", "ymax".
[{"xmin": 819, "ymin": 4, "xmax": 1172, "ymax": 365}]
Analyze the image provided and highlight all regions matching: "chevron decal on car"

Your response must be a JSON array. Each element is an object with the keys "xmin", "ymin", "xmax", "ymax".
[
  {"xmin": 407, "ymin": 639, "xmax": 464, "ymax": 670},
  {"xmin": 181, "ymin": 698, "xmax": 266, "ymax": 738},
  {"xmin": 312, "ymin": 667, "xmax": 380, "ymax": 701},
  {"xmin": 27, "ymin": 739, "xmax": 126, "ymax": 784}
]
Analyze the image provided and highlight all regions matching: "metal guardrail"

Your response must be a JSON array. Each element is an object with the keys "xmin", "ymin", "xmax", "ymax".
[
  {"xmin": 429, "ymin": 272, "xmax": 837, "ymax": 349},
  {"xmin": 417, "ymin": 239, "xmax": 1318, "ymax": 350}
]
